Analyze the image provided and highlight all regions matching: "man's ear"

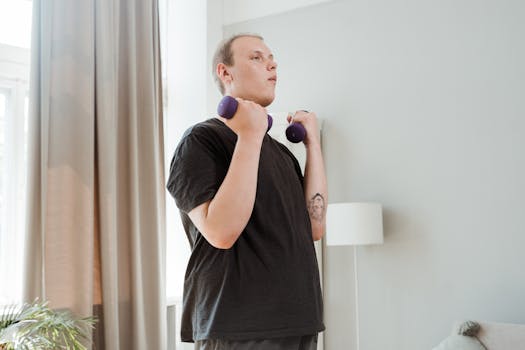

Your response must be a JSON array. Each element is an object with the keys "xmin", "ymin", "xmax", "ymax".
[{"xmin": 217, "ymin": 63, "xmax": 233, "ymax": 84}]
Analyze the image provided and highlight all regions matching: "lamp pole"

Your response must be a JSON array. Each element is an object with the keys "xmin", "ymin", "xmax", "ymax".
[{"xmin": 354, "ymin": 245, "xmax": 360, "ymax": 350}]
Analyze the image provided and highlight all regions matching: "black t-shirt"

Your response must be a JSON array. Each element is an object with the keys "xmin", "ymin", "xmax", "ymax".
[{"xmin": 167, "ymin": 118, "xmax": 325, "ymax": 342}]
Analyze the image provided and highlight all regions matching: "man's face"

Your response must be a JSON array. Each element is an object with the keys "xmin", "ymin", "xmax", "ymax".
[{"xmin": 222, "ymin": 36, "xmax": 277, "ymax": 107}]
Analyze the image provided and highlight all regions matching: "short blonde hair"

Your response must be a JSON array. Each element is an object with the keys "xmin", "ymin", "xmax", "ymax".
[{"xmin": 212, "ymin": 33, "xmax": 264, "ymax": 95}]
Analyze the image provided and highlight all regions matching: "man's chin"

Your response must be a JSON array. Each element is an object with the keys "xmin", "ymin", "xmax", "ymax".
[{"xmin": 258, "ymin": 94, "xmax": 275, "ymax": 107}]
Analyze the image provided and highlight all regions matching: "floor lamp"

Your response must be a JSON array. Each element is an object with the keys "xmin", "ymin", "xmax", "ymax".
[{"xmin": 326, "ymin": 202, "xmax": 384, "ymax": 350}]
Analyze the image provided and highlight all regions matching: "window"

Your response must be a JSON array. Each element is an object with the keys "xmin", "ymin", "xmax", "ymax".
[
  {"xmin": 0, "ymin": 90, "xmax": 7, "ymax": 194},
  {"xmin": 0, "ymin": 0, "xmax": 32, "ymax": 49},
  {"xmin": 0, "ymin": 0, "xmax": 32, "ymax": 306},
  {"xmin": 0, "ymin": 82, "xmax": 30, "ymax": 306}
]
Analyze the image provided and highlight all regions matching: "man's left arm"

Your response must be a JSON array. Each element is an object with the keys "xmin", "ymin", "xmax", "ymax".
[{"xmin": 289, "ymin": 111, "xmax": 327, "ymax": 241}]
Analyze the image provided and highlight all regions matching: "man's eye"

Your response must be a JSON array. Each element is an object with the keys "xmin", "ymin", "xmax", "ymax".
[{"xmin": 252, "ymin": 56, "xmax": 261, "ymax": 60}]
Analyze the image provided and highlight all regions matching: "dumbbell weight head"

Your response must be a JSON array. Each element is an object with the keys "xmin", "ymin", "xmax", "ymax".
[
  {"xmin": 285, "ymin": 123, "xmax": 306, "ymax": 143},
  {"xmin": 217, "ymin": 95, "xmax": 273, "ymax": 132}
]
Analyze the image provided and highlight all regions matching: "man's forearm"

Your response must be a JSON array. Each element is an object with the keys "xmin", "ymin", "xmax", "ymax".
[
  {"xmin": 303, "ymin": 141, "xmax": 327, "ymax": 241},
  {"xmin": 198, "ymin": 136, "xmax": 263, "ymax": 248}
]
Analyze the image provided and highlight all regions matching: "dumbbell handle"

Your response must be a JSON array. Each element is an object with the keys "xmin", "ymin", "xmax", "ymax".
[{"xmin": 217, "ymin": 96, "xmax": 273, "ymax": 131}]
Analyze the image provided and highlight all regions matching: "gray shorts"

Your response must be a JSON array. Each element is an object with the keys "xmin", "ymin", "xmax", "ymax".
[{"xmin": 194, "ymin": 334, "xmax": 318, "ymax": 350}]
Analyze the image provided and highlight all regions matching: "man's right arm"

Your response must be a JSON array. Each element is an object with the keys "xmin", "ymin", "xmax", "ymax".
[{"xmin": 187, "ymin": 99, "xmax": 267, "ymax": 249}]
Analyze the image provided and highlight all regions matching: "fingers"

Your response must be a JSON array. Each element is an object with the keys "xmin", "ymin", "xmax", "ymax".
[
  {"xmin": 288, "ymin": 110, "xmax": 316, "ymax": 124},
  {"xmin": 237, "ymin": 98, "xmax": 267, "ymax": 113}
]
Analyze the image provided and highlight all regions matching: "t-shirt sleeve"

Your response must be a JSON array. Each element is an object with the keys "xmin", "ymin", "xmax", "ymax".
[{"xmin": 166, "ymin": 130, "xmax": 224, "ymax": 214}]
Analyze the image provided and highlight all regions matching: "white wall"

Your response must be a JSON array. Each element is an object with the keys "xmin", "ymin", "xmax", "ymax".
[
  {"xmin": 163, "ymin": 1, "xmax": 210, "ymax": 348},
  {"xmin": 218, "ymin": 0, "xmax": 525, "ymax": 349},
  {"xmin": 206, "ymin": 0, "xmax": 224, "ymax": 116},
  {"xmin": 164, "ymin": 0, "xmax": 207, "ymax": 310},
  {"xmin": 222, "ymin": 0, "xmax": 334, "ymax": 25}
]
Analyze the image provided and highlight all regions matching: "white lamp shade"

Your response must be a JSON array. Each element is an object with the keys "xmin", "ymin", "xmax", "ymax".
[{"xmin": 326, "ymin": 202, "xmax": 384, "ymax": 246}]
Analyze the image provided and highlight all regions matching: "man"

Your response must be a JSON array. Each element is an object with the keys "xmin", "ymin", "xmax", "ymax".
[{"xmin": 167, "ymin": 33, "xmax": 327, "ymax": 350}]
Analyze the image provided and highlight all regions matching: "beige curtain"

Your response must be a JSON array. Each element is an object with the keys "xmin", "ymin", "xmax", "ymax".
[{"xmin": 23, "ymin": 0, "xmax": 166, "ymax": 349}]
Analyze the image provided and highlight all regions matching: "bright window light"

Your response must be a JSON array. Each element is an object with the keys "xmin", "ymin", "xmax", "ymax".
[
  {"xmin": 0, "ymin": 93, "xmax": 5, "ymax": 117},
  {"xmin": 0, "ymin": 0, "xmax": 33, "ymax": 48},
  {"xmin": 0, "ymin": 91, "xmax": 6, "ymax": 146}
]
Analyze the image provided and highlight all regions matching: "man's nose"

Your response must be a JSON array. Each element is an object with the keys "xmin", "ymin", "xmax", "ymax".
[{"xmin": 268, "ymin": 60, "xmax": 277, "ymax": 70}]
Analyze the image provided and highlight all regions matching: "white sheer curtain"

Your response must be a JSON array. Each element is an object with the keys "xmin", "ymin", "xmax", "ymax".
[{"xmin": 23, "ymin": 0, "xmax": 166, "ymax": 349}]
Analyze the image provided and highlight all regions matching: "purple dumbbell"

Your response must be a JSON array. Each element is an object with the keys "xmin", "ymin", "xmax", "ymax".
[
  {"xmin": 217, "ymin": 95, "xmax": 273, "ymax": 131},
  {"xmin": 285, "ymin": 120, "xmax": 307, "ymax": 144}
]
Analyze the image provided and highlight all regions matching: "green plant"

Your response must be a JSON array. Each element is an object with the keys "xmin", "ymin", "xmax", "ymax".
[{"xmin": 0, "ymin": 300, "xmax": 96, "ymax": 350}]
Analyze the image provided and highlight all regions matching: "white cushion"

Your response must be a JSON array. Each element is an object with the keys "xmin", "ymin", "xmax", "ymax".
[{"xmin": 432, "ymin": 335, "xmax": 485, "ymax": 350}]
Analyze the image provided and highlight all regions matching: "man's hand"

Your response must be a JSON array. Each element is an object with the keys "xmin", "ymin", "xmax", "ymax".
[
  {"xmin": 287, "ymin": 111, "xmax": 321, "ymax": 147},
  {"xmin": 218, "ymin": 97, "xmax": 269, "ymax": 142}
]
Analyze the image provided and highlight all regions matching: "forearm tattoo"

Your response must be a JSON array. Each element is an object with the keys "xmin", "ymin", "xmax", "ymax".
[{"xmin": 308, "ymin": 193, "xmax": 325, "ymax": 223}]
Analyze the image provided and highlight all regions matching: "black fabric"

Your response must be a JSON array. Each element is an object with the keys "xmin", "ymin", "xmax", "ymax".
[
  {"xmin": 194, "ymin": 334, "xmax": 318, "ymax": 350},
  {"xmin": 167, "ymin": 118, "xmax": 324, "ymax": 343}
]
